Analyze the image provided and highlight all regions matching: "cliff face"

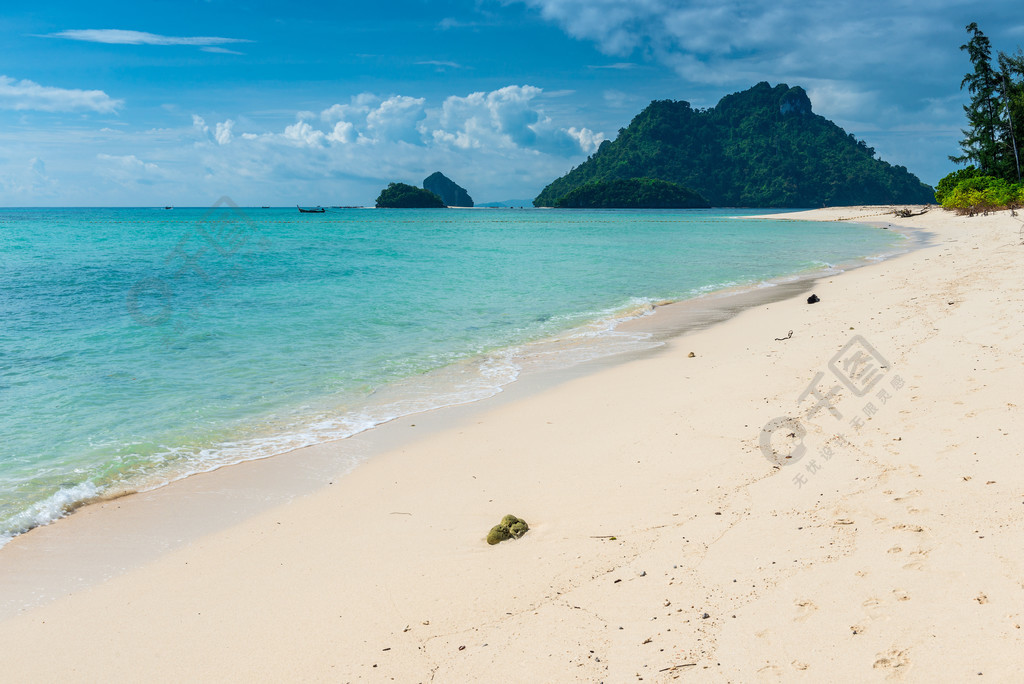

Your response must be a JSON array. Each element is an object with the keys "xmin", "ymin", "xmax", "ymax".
[
  {"xmin": 535, "ymin": 82, "xmax": 935, "ymax": 208},
  {"xmin": 423, "ymin": 172, "xmax": 474, "ymax": 207}
]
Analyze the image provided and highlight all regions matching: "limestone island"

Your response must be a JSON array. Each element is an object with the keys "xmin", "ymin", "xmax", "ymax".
[
  {"xmin": 423, "ymin": 172, "xmax": 474, "ymax": 207},
  {"xmin": 375, "ymin": 182, "xmax": 445, "ymax": 208},
  {"xmin": 534, "ymin": 82, "xmax": 936, "ymax": 208}
]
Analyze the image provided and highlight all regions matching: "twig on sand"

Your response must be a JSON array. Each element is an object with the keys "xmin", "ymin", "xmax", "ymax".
[
  {"xmin": 659, "ymin": 663, "xmax": 697, "ymax": 672},
  {"xmin": 774, "ymin": 330, "xmax": 793, "ymax": 341},
  {"xmin": 589, "ymin": 535, "xmax": 617, "ymax": 539}
]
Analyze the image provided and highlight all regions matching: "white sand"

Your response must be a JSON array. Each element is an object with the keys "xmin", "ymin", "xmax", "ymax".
[{"xmin": 1, "ymin": 206, "xmax": 1022, "ymax": 681}]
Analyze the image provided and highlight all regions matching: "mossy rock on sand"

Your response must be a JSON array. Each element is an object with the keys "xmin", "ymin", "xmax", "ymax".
[{"xmin": 487, "ymin": 514, "xmax": 529, "ymax": 545}]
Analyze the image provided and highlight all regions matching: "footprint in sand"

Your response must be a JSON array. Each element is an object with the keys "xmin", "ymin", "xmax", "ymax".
[
  {"xmin": 862, "ymin": 597, "xmax": 886, "ymax": 619},
  {"xmin": 873, "ymin": 648, "xmax": 910, "ymax": 675},
  {"xmin": 794, "ymin": 599, "xmax": 818, "ymax": 622},
  {"xmin": 892, "ymin": 589, "xmax": 910, "ymax": 602},
  {"xmin": 902, "ymin": 547, "xmax": 932, "ymax": 571},
  {"xmin": 892, "ymin": 489, "xmax": 923, "ymax": 502}
]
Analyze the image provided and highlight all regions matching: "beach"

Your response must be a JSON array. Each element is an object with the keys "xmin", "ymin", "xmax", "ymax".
[{"xmin": 1, "ymin": 206, "xmax": 1022, "ymax": 681}]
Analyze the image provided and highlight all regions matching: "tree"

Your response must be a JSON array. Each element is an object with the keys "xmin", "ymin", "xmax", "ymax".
[
  {"xmin": 952, "ymin": 23, "xmax": 1004, "ymax": 175},
  {"xmin": 998, "ymin": 50, "xmax": 1024, "ymax": 181}
]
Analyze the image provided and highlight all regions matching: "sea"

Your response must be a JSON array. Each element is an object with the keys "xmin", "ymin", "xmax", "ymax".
[{"xmin": 0, "ymin": 205, "xmax": 905, "ymax": 545}]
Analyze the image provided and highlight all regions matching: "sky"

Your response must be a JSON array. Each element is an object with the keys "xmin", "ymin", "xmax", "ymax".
[{"xmin": 1, "ymin": 0, "xmax": 1022, "ymax": 206}]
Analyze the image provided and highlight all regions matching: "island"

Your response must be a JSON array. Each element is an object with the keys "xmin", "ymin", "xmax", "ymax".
[
  {"xmin": 375, "ymin": 182, "xmax": 445, "ymax": 208},
  {"xmin": 550, "ymin": 177, "xmax": 710, "ymax": 208},
  {"xmin": 534, "ymin": 82, "xmax": 936, "ymax": 208},
  {"xmin": 423, "ymin": 172, "xmax": 474, "ymax": 207}
]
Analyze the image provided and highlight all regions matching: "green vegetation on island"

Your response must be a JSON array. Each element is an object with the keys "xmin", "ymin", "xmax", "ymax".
[
  {"xmin": 534, "ymin": 82, "xmax": 934, "ymax": 208},
  {"xmin": 423, "ymin": 171, "xmax": 474, "ymax": 207},
  {"xmin": 550, "ymin": 177, "xmax": 710, "ymax": 208},
  {"xmin": 375, "ymin": 182, "xmax": 445, "ymax": 208},
  {"xmin": 937, "ymin": 23, "xmax": 1024, "ymax": 214}
]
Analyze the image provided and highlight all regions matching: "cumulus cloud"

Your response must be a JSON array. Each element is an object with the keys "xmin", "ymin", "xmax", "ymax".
[
  {"xmin": 250, "ymin": 86, "xmax": 603, "ymax": 155},
  {"xmin": 214, "ymin": 119, "xmax": 234, "ymax": 145},
  {"xmin": 170, "ymin": 85, "xmax": 605, "ymax": 204},
  {"xmin": 513, "ymin": 0, "xmax": 954, "ymax": 86},
  {"xmin": 0, "ymin": 75, "xmax": 122, "ymax": 113},
  {"xmin": 49, "ymin": 29, "xmax": 251, "ymax": 48},
  {"xmin": 282, "ymin": 121, "xmax": 326, "ymax": 147},
  {"xmin": 366, "ymin": 96, "xmax": 426, "ymax": 143}
]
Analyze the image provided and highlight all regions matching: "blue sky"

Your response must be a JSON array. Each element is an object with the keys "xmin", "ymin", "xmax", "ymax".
[{"xmin": 1, "ymin": 0, "xmax": 1022, "ymax": 206}]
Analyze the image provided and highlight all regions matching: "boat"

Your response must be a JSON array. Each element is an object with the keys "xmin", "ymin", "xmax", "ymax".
[
  {"xmin": 297, "ymin": 205, "xmax": 326, "ymax": 213},
  {"xmin": 163, "ymin": 206, "xmax": 173, "ymax": 210}
]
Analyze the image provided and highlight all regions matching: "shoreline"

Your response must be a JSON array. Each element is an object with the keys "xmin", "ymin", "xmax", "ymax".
[
  {"xmin": 0, "ymin": 210, "xmax": 907, "ymax": 551},
  {"xmin": 3, "ymin": 205, "xmax": 1023, "ymax": 680},
  {"xmin": 0, "ymin": 223, "xmax": 896, "ymax": 618}
]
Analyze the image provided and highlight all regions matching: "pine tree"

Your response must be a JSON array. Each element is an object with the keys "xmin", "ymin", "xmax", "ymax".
[
  {"xmin": 952, "ymin": 23, "xmax": 1004, "ymax": 174},
  {"xmin": 998, "ymin": 50, "xmax": 1024, "ymax": 181}
]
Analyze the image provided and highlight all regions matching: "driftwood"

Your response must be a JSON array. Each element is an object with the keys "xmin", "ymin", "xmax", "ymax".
[{"xmin": 893, "ymin": 206, "xmax": 930, "ymax": 218}]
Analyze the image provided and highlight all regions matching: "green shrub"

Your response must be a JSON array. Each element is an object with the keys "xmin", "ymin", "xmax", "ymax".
[
  {"xmin": 940, "ymin": 174, "xmax": 1024, "ymax": 214},
  {"xmin": 935, "ymin": 166, "xmax": 981, "ymax": 203}
]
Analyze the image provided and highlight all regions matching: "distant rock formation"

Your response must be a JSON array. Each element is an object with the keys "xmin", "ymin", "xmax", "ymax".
[{"xmin": 423, "ymin": 172, "xmax": 474, "ymax": 207}]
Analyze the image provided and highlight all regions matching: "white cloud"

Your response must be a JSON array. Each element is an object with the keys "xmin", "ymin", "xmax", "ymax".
[
  {"xmin": 94, "ymin": 153, "xmax": 166, "ymax": 187},
  {"xmin": 0, "ymin": 157, "xmax": 56, "ymax": 197},
  {"xmin": 366, "ymin": 96, "xmax": 426, "ymax": 143},
  {"xmin": 0, "ymin": 75, "xmax": 122, "ymax": 113},
  {"xmin": 196, "ymin": 85, "xmax": 603, "ymax": 157},
  {"xmin": 201, "ymin": 47, "xmax": 246, "ymax": 55},
  {"xmin": 0, "ymin": 83, "xmax": 606, "ymax": 206},
  {"xmin": 162, "ymin": 85, "xmax": 604, "ymax": 204},
  {"xmin": 511, "ymin": 0, "xmax": 955, "ymax": 89},
  {"xmin": 214, "ymin": 119, "xmax": 234, "ymax": 145},
  {"xmin": 416, "ymin": 60, "xmax": 464, "ymax": 68},
  {"xmin": 49, "ymin": 29, "xmax": 251, "ymax": 47},
  {"xmin": 97, "ymin": 153, "xmax": 160, "ymax": 173},
  {"xmin": 566, "ymin": 126, "xmax": 604, "ymax": 154},
  {"xmin": 327, "ymin": 121, "xmax": 357, "ymax": 144},
  {"xmin": 282, "ymin": 121, "xmax": 326, "ymax": 147}
]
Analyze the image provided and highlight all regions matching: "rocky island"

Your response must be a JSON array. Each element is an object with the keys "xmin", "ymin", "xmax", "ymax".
[
  {"xmin": 375, "ymin": 182, "xmax": 445, "ymax": 208},
  {"xmin": 535, "ymin": 82, "xmax": 935, "ymax": 208},
  {"xmin": 423, "ymin": 172, "xmax": 474, "ymax": 207}
]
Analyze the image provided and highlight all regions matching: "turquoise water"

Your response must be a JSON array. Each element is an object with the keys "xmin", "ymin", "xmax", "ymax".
[{"xmin": 0, "ymin": 205, "xmax": 902, "ymax": 542}]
